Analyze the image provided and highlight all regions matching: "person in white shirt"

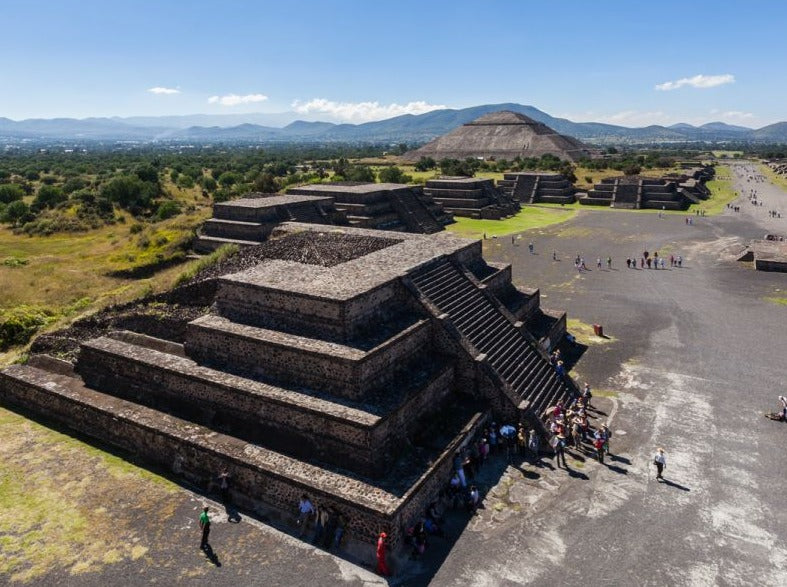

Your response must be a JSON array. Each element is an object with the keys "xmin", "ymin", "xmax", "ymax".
[{"xmin": 653, "ymin": 448, "xmax": 666, "ymax": 480}]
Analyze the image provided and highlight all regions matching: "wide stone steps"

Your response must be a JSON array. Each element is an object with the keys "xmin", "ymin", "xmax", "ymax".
[{"xmin": 410, "ymin": 259, "xmax": 569, "ymax": 414}]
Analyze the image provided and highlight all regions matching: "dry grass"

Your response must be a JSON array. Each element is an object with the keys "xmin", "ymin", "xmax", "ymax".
[{"xmin": 0, "ymin": 180, "xmax": 213, "ymax": 365}]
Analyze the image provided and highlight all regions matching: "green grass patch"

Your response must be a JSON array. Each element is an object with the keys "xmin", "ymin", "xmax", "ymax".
[
  {"xmin": 446, "ymin": 206, "xmax": 576, "ymax": 239},
  {"xmin": 764, "ymin": 297, "xmax": 787, "ymax": 306},
  {"xmin": 702, "ymin": 165, "xmax": 738, "ymax": 215},
  {"xmin": 174, "ymin": 243, "xmax": 239, "ymax": 286},
  {"xmin": 758, "ymin": 163, "xmax": 787, "ymax": 192}
]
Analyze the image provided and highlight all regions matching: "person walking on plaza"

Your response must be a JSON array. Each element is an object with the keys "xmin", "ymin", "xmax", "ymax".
[
  {"xmin": 653, "ymin": 448, "xmax": 666, "ymax": 480},
  {"xmin": 376, "ymin": 532, "xmax": 392, "ymax": 576},
  {"xmin": 529, "ymin": 241, "xmax": 535, "ymax": 254},
  {"xmin": 199, "ymin": 506, "xmax": 211, "ymax": 550}
]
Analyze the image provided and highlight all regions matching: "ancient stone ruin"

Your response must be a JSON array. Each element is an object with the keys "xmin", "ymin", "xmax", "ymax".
[
  {"xmin": 195, "ymin": 184, "xmax": 454, "ymax": 252},
  {"xmin": 196, "ymin": 193, "xmax": 347, "ymax": 252},
  {"xmin": 0, "ymin": 223, "xmax": 573, "ymax": 556},
  {"xmin": 422, "ymin": 177, "xmax": 520, "ymax": 219},
  {"xmin": 579, "ymin": 171, "xmax": 712, "ymax": 210},
  {"xmin": 738, "ymin": 237, "xmax": 787, "ymax": 272},
  {"xmin": 498, "ymin": 172, "xmax": 576, "ymax": 204},
  {"xmin": 403, "ymin": 111, "xmax": 597, "ymax": 163},
  {"xmin": 287, "ymin": 182, "xmax": 453, "ymax": 233}
]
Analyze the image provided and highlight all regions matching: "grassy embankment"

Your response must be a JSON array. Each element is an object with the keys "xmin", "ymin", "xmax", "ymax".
[
  {"xmin": 757, "ymin": 162, "xmax": 787, "ymax": 192},
  {"xmin": 0, "ymin": 177, "xmax": 213, "ymax": 365},
  {"xmin": 702, "ymin": 164, "xmax": 738, "ymax": 215}
]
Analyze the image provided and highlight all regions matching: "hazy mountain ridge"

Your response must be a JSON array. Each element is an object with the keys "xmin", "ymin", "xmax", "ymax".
[{"xmin": 1, "ymin": 104, "xmax": 785, "ymax": 144}]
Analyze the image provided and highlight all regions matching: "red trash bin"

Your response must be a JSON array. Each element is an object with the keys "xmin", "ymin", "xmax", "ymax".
[{"xmin": 593, "ymin": 324, "xmax": 603, "ymax": 336}]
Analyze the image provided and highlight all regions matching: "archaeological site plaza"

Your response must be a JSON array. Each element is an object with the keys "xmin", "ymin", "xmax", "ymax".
[{"xmin": 0, "ymin": 222, "xmax": 574, "ymax": 557}]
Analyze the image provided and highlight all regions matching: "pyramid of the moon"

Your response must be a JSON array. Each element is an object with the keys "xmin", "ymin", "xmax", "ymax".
[{"xmin": 403, "ymin": 111, "xmax": 596, "ymax": 163}]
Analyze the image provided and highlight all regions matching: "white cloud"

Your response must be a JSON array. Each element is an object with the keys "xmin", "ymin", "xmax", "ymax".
[
  {"xmin": 147, "ymin": 87, "xmax": 180, "ymax": 95},
  {"xmin": 290, "ymin": 98, "xmax": 447, "ymax": 123},
  {"xmin": 208, "ymin": 93, "xmax": 268, "ymax": 106},
  {"xmin": 655, "ymin": 74, "xmax": 735, "ymax": 91},
  {"xmin": 720, "ymin": 110, "xmax": 754, "ymax": 120}
]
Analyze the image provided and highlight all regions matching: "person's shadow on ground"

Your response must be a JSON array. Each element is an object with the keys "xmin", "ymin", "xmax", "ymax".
[
  {"xmin": 658, "ymin": 478, "xmax": 690, "ymax": 491},
  {"xmin": 203, "ymin": 544, "xmax": 222, "ymax": 567}
]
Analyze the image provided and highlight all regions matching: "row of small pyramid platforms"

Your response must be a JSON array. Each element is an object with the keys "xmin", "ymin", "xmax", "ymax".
[
  {"xmin": 422, "ymin": 177, "xmax": 521, "ymax": 219},
  {"xmin": 196, "ymin": 183, "xmax": 453, "ymax": 252},
  {"xmin": 579, "ymin": 167, "xmax": 714, "ymax": 210},
  {"xmin": 0, "ymin": 223, "xmax": 570, "ymax": 549}
]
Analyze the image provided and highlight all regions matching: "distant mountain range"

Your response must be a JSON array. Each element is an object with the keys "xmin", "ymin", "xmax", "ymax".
[{"xmin": 1, "ymin": 103, "xmax": 785, "ymax": 145}]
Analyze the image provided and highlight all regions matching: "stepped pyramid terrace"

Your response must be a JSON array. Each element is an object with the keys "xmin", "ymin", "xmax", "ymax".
[
  {"xmin": 196, "ymin": 185, "xmax": 453, "ymax": 251},
  {"xmin": 498, "ymin": 172, "xmax": 577, "ymax": 204},
  {"xmin": 422, "ymin": 177, "xmax": 520, "ymax": 219},
  {"xmin": 402, "ymin": 111, "xmax": 598, "ymax": 163},
  {"xmin": 0, "ymin": 223, "xmax": 575, "ymax": 557}
]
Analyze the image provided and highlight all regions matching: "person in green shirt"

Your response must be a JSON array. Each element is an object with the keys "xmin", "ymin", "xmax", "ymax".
[{"xmin": 199, "ymin": 506, "xmax": 211, "ymax": 550}]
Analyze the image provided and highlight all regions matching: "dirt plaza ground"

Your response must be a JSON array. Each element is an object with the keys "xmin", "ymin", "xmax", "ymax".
[{"xmin": 1, "ymin": 163, "xmax": 785, "ymax": 586}]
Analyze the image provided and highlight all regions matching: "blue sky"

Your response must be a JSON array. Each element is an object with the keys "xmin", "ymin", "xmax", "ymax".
[{"xmin": 2, "ymin": 0, "xmax": 785, "ymax": 127}]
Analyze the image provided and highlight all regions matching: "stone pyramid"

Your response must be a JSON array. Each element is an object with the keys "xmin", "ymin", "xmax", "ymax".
[{"xmin": 403, "ymin": 110, "xmax": 596, "ymax": 163}]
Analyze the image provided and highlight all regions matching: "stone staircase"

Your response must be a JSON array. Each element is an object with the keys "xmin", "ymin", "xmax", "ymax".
[
  {"xmin": 409, "ymin": 258, "xmax": 571, "ymax": 418},
  {"xmin": 388, "ymin": 188, "xmax": 443, "ymax": 234}
]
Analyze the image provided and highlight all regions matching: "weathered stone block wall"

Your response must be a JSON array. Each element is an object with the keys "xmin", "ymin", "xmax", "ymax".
[
  {"xmin": 216, "ymin": 279, "xmax": 405, "ymax": 341},
  {"xmin": 0, "ymin": 367, "xmax": 484, "ymax": 549},
  {"xmin": 185, "ymin": 315, "xmax": 433, "ymax": 400},
  {"xmin": 0, "ymin": 370, "xmax": 393, "ymax": 545},
  {"xmin": 76, "ymin": 339, "xmax": 387, "ymax": 475},
  {"xmin": 481, "ymin": 264, "xmax": 512, "ymax": 298}
]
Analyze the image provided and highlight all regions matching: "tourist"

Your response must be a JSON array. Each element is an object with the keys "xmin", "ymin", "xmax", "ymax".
[
  {"xmin": 479, "ymin": 437, "xmax": 490, "ymax": 463},
  {"xmin": 553, "ymin": 250, "xmax": 557, "ymax": 261},
  {"xmin": 677, "ymin": 255, "xmax": 682, "ymax": 267},
  {"xmin": 640, "ymin": 257, "xmax": 645, "ymax": 269},
  {"xmin": 653, "ymin": 448, "xmax": 666, "ymax": 480},
  {"xmin": 660, "ymin": 258, "xmax": 666, "ymax": 269},
  {"xmin": 570, "ymin": 418, "xmax": 582, "ymax": 450},
  {"xmin": 529, "ymin": 241, "xmax": 534, "ymax": 254},
  {"xmin": 528, "ymin": 429, "xmax": 540, "ymax": 458},
  {"xmin": 453, "ymin": 450, "xmax": 467, "ymax": 487},
  {"xmin": 488, "ymin": 424, "xmax": 498, "ymax": 454},
  {"xmin": 376, "ymin": 532, "xmax": 391, "ymax": 576},
  {"xmin": 333, "ymin": 510, "xmax": 347, "ymax": 549},
  {"xmin": 199, "ymin": 506, "xmax": 211, "ymax": 550},
  {"xmin": 593, "ymin": 433, "xmax": 605, "ymax": 463},
  {"xmin": 601, "ymin": 423, "xmax": 612, "ymax": 456},
  {"xmin": 626, "ymin": 258, "xmax": 631, "ymax": 269},
  {"xmin": 553, "ymin": 433, "xmax": 567, "ymax": 468},
  {"xmin": 314, "ymin": 503, "xmax": 332, "ymax": 545},
  {"xmin": 217, "ymin": 469, "xmax": 231, "ymax": 503},
  {"xmin": 597, "ymin": 258, "xmax": 602, "ymax": 269},
  {"xmin": 466, "ymin": 485, "xmax": 480, "ymax": 513},
  {"xmin": 297, "ymin": 494, "xmax": 315, "ymax": 536},
  {"xmin": 604, "ymin": 255, "xmax": 610, "ymax": 269},
  {"xmin": 581, "ymin": 382, "xmax": 593, "ymax": 408},
  {"xmin": 779, "ymin": 396, "xmax": 787, "ymax": 421},
  {"xmin": 517, "ymin": 424, "xmax": 527, "ymax": 454}
]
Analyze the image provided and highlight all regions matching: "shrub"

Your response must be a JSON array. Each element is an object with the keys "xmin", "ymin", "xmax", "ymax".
[
  {"xmin": 156, "ymin": 200, "xmax": 181, "ymax": 220},
  {"xmin": 0, "ymin": 305, "xmax": 58, "ymax": 350},
  {"xmin": 0, "ymin": 183, "xmax": 25, "ymax": 204}
]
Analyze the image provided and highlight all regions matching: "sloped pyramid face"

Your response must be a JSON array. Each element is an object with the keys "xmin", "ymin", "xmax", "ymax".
[{"xmin": 403, "ymin": 110, "xmax": 596, "ymax": 162}]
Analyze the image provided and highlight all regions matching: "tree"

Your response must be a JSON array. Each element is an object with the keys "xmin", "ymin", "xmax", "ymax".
[
  {"xmin": 378, "ymin": 166, "xmax": 412, "ymax": 184},
  {"xmin": 623, "ymin": 165, "xmax": 641, "ymax": 176},
  {"xmin": 217, "ymin": 171, "xmax": 241, "ymax": 187},
  {"xmin": 1, "ymin": 200, "xmax": 30, "ymax": 225},
  {"xmin": 252, "ymin": 172, "xmax": 278, "ymax": 193},
  {"xmin": 156, "ymin": 200, "xmax": 181, "ymax": 220},
  {"xmin": 100, "ymin": 175, "xmax": 158, "ymax": 214},
  {"xmin": 0, "ymin": 183, "xmax": 25, "ymax": 204},
  {"xmin": 414, "ymin": 157, "xmax": 436, "ymax": 172},
  {"xmin": 33, "ymin": 185, "xmax": 66, "ymax": 210},
  {"xmin": 345, "ymin": 165, "xmax": 375, "ymax": 182},
  {"xmin": 439, "ymin": 158, "xmax": 478, "ymax": 177}
]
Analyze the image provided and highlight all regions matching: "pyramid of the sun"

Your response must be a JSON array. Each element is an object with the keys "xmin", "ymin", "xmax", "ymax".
[{"xmin": 403, "ymin": 111, "xmax": 596, "ymax": 162}]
